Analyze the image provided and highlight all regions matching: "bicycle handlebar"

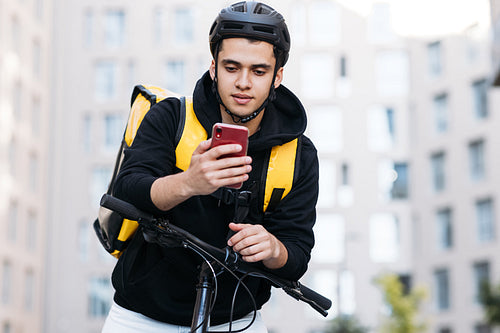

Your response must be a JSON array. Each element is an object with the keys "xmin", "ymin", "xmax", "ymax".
[{"xmin": 100, "ymin": 194, "xmax": 332, "ymax": 317}]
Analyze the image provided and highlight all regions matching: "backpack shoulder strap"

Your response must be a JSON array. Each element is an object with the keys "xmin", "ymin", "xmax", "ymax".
[
  {"xmin": 125, "ymin": 85, "xmax": 181, "ymax": 147},
  {"xmin": 263, "ymin": 137, "xmax": 300, "ymax": 214},
  {"xmin": 175, "ymin": 97, "xmax": 207, "ymax": 171}
]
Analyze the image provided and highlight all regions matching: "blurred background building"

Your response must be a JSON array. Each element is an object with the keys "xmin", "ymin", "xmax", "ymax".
[
  {"xmin": 0, "ymin": 0, "xmax": 53, "ymax": 333},
  {"xmin": 0, "ymin": 0, "xmax": 498, "ymax": 332}
]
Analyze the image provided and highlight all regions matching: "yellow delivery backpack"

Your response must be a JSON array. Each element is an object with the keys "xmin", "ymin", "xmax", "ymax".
[{"xmin": 93, "ymin": 85, "xmax": 299, "ymax": 258}]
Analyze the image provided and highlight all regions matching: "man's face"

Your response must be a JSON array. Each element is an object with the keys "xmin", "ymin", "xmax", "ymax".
[{"xmin": 210, "ymin": 38, "xmax": 283, "ymax": 121}]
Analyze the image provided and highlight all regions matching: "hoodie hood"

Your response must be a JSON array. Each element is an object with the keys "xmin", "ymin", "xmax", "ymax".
[{"xmin": 192, "ymin": 71, "xmax": 307, "ymax": 152}]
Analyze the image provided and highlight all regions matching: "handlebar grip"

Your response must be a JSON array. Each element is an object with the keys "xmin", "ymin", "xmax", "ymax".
[
  {"xmin": 100, "ymin": 194, "xmax": 153, "ymax": 222},
  {"xmin": 298, "ymin": 282, "xmax": 332, "ymax": 311}
]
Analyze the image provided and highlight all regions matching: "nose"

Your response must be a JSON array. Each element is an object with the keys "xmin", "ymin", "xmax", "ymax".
[{"xmin": 235, "ymin": 70, "xmax": 251, "ymax": 90}]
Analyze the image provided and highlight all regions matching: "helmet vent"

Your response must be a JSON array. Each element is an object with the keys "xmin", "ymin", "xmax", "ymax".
[
  {"xmin": 254, "ymin": 4, "xmax": 272, "ymax": 15},
  {"xmin": 222, "ymin": 22, "xmax": 245, "ymax": 30},
  {"xmin": 233, "ymin": 3, "xmax": 247, "ymax": 12},
  {"xmin": 253, "ymin": 25, "xmax": 274, "ymax": 35}
]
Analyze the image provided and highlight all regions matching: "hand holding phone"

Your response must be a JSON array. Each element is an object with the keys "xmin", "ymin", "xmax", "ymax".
[{"xmin": 210, "ymin": 123, "xmax": 249, "ymax": 189}]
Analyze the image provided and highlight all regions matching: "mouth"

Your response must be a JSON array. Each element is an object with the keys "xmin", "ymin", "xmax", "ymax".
[{"xmin": 232, "ymin": 94, "xmax": 252, "ymax": 105}]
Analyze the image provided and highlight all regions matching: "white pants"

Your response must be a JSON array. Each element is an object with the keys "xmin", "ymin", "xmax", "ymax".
[{"xmin": 102, "ymin": 301, "xmax": 268, "ymax": 333}]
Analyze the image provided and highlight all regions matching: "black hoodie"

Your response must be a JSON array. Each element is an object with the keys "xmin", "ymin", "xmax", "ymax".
[{"xmin": 112, "ymin": 71, "xmax": 319, "ymax": 326}]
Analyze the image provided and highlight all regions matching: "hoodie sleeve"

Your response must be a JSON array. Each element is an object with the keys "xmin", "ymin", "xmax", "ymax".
[
  {"xmin": 113, "ymin": 98, "xmax": 181, "ymax": 215},
  {"xmin": 263, "ymin": 136, "xmax": 319, "ymax": 281}
]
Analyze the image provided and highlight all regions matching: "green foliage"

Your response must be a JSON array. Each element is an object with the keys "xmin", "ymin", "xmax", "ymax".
[
  {"xmin": 479, "ymin": 280, "xmax": 500, "ymax": 325},
  {"xmin": 325, "ymin": 315, "xmax": 368, "ymax": 333},
  {"xmin": 374, "ymin": 274, "xmax": 427, "ymax": 333}
]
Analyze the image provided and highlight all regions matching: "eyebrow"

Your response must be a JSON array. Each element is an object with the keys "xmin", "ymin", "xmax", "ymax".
[{"xmin": 221, "ymin": 58, "xmax": 273, "ymax": 70}]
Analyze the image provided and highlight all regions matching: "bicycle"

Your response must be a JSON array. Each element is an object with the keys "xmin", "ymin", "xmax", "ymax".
[{"xmin": 100, "ymin": 194, "xmax": 332, "ymax": 333}]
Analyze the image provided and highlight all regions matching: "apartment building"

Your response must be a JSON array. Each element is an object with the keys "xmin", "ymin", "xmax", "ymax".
[
  {"xmin": 409, "ymin": 26, "xmax": 500, "ymax": 332},
  {"xmin": 0, "ymin": 0, "xmax": 53, "ymax": 333}
]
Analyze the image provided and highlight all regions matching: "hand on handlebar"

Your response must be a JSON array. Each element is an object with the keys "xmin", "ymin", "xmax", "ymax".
[{"xmin": 227, "ymin": 223, "xmax": 288, "ymax": 270}]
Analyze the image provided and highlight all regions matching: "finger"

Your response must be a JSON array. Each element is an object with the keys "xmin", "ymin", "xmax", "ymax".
[{"xmin": 208, "ymin": 144, "xmax": 245, "ymax": 159}]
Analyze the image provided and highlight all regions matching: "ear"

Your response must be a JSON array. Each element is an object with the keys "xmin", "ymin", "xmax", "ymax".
[
  {"xmin": 209, "ymin": 60, "xmax": 216, "ymax": 80},
  {"xmin": 274, "ymin": 67, "xmax": 284, "ymax": 88}
]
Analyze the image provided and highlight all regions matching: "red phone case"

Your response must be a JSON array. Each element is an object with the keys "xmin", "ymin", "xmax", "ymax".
[{"xmin": 210, "ymin": 123, "xmax": 249, "ymax": 189}]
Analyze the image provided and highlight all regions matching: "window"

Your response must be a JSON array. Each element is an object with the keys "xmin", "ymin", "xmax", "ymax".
[
  {"xmin": 35, "ymin": 0, "xmax": 43, "ymax": 19},
  {"xmin": 375, "ymin": 50, "xmax": 409, "ymax": 96},
  {"xmin": 431, "ymin": 152, "xmax": 446, "ymax": 192},
  {"xmin": 95, "ymin": 61, "xmax": 117, "ymax": 101},
  {"xmin": 8, "ymin": 140, "xmax": 17, "ymax": 178},
  {"xmin": 341, "ymin": 163, "xmax": 349, "ymax": 186},
  {"xmin": 378, "ymin": 160, "xmax": 408, "ymax": 201},
  {"xmin": 24, "ymin": 270, "xmax": 35, "ymax": 311},
  {"xmin": 88, "ymin": 277, "xmax": 113, "ymax": 317},
  {"xmin": 1, "ymin": 262, "xmax": 12, "ymax": 305},
  {"xmin": 472, "ymin": 79, "xmax": 488, "ymax": 119},
  {"xmin": 90, "ymin": 167, "xmax": 112, "ymax": 207},
  {"xmin": 13, "ymin": 82, "xmax": 22, "ymax": 120},
  {"xmin": 26, "ymin": 212, "xmax": 37, "ymax": 251},
  {"xmin": 31, "ymin": 97, "xmax": 41, "ymax": 137},
  {"xmin": 289, "ymin": 3, "xmax": 306, "ymax": 46},
  {"xmin": 11, "ymin": 17, "xmax": 21, "ymax": 55},
  {"xmin": 104, "ymin": 114, "xmax": 124, "ymax": 151},
  {"xmin": 391, "ymin": 163, "xmax": 409, "ymax": 199},
  {"xmin": 301, "ymin": 54, "xmax": 334, "ymax": 99},
  {"xmin": 428, "ymin": 41, "xmax": 442, "ymax": 77},
  {"xmin": 370, "ymin": 214, "xmax": 399, "ymax": 263},
  {"xmin": 29, "ymin": 154, "xmax": 38, "ymax": 191},
  {"xmin": 83, "ymin": 10, "xmax": 94, "ymax": 47},
  {"xmin": 308, "ymin": 105, "xmax": 342, "ymax": 153},
  {"xmin": 317, "ymin": 159, "xmax": 336, "ymax": 207},
  {"xmin": 309, "ymin": 1, "xmax": 340, "ymax": 46},
  {"xmin": 104, "ymin": 10, "xmax": 125, "ymax": 48},
  {"xmin": 307, "ymin": 270, "xmax": 337, "ymax": 319},
  {"xmin": 32, "ymin": 40, "xmax": 41, "ymax": 78},
  {"xmin": 339, "ymin": 56, "xmax": 347, "ymax": 78},
  {"xmin": 173, "ymin": 8, "xmax": 193, "ymax": 44},
  {"xmin": 311, "ymin": 214, "xmax": 344, "ymax": 264},
  {"xmin": 79, "ymin": 221, "xmax": 89, "ymax": 262},
  {"xmin": 7, "ymin": 202, "xmax": 18, "ymax": 243},
  {"xmin": 367, "ymin": 106, "xmax": 395, "ymax": 151},
  {"xmin": 436, "ymin": 208, "xmax": 453, "ymax": 250},
  {"xmin": 473, "ymin": 261, "xmax": 490, "ymax": 304},
  {"xmin": 433, "ymin": 93, "xmax": 448, "ymax": 133},
  {"xmin": 476, "ymin": 198, "xmax": 495, "ymax": 243},
  {"xmin": 83, "ymin": 114, "xmax": 92, "ymax": 152},
  {"xmin": 165, "ymin": 60, "xmax": 185, "ymax": 94},
  {"xmin": 434, "ymin": 268, "xmax": 450, "ymax": 310},
  {"xmin": 367, "ymin": 2, "xmax": 396, "ymax": 43},
  {"xmin": 153, "ymin": 8, "xmax": 167, "ymax": 44},
  {"xmin": 469, "ymin": 139, "xmax": 485, "ymax": 181}
]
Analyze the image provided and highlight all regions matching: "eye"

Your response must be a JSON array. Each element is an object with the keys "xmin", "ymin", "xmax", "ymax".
[
  {"xmin": 254, "ymin": 70, "xmax": 266, "ymax": 76},
  {"xmin": 225, "ymin": 66, "xmax": 237, "ymax": 72}
]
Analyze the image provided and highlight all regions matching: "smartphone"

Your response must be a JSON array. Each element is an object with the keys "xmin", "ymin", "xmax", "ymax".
[{"xmin": 210, "ymin": 123, "xmax": 249, "ymax": 189}]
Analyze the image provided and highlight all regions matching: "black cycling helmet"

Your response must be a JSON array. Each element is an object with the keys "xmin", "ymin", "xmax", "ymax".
[{"xmin": 209, "ymin": 1, "xmax": 291, "ymax": 67}]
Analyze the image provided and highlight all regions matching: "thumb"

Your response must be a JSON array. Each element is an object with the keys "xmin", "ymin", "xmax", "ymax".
[{"xmin": 229, "ymin": 222, "xmax": 245, "ymax": 231}]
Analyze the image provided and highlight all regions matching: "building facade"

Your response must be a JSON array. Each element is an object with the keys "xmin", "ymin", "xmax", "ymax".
[
  {"xmin": 0, "ymin": 0, "xmax": 53, "ymax": 332},
  {"xmin": 409, "ymin": 26, "xmax": 500, "ymax": 333}
]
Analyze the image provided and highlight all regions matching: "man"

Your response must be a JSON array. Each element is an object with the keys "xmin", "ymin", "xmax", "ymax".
[{"xmin": 102, "ymin": 2, "xmax": 318, "ymax": 332}]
